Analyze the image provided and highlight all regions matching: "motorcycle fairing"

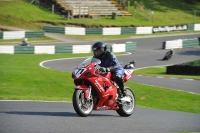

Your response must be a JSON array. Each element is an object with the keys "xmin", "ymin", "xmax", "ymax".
[
  {"xmin": 124, "ymin": 69, "xmax": 134, "ymax": 82},
  {"xmin": 88, "ymin": 74, "xmax": 118, "ymax": 110},
  {"xmin": 73, "ymin": 68, "xmax": 87, "ymax": 78},
  {"xmin": 74, "ymin": 85, "xmax": 90, "ymax": 99}
]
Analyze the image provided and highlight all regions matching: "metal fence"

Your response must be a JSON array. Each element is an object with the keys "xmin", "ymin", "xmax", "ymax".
[
  {"xmin": 135, "ymin": 10, "xmax": 200, "ymax": 21},
  {"xmin": 116, "ymin": 0, "xmax": 130, "ymax": 10}
]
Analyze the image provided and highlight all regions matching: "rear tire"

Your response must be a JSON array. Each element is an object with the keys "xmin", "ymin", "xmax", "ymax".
[
  {"xmin": 72, "ymin": 90, "xmax": 93, "ymax": 117},
  {"xmin": 116, "ymin": 87, "xmax": 135, "ymax": 117}
]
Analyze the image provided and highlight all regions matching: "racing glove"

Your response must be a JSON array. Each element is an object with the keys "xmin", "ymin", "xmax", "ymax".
[{"xmin": 99, "ymin": 67, "xmax": 110, "ymax": 72}]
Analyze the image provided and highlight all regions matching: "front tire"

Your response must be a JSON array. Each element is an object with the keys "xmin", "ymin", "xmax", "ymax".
[
  {"xmin": 116, "ymin": 87, "xmax": 135, "ymax": 117},
  {"xmin": 72, "ymin": 90, "xmax": 93, "ymax": 117}
]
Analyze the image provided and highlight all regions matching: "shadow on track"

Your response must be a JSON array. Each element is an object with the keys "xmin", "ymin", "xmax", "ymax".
[
  {"xmin": 177, "ymin": 50, "xmax": 200, "ymax": 56},
  {"xmin": 1, "ymin": 111, "xmax": 116, "ymax": 117}
]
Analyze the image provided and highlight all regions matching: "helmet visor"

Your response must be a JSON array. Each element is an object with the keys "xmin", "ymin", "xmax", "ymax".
[{"xmin": 93, "ymin": 49, "xmax": 102, "ymax": 56}]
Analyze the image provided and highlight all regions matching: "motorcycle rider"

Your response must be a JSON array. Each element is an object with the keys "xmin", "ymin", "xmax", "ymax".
[
  {"xmin": 92, "ymin": 42, "xmax": 126, "ymax": 98},
  {"xmin": 162, "ymin": 49, "xmax": 174, "ymax": 60},
  {"xmin": 19, "ymin": 38, "xmax": 29, "ymax": 46}
]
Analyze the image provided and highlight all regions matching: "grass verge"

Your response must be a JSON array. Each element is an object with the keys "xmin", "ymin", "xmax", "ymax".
[
  {"xmin": 0, "ymin": 0, "xmax": 200, "ymax": 30},
  {"xmin": 134, "ymin": 65, "xmax": 200, "ymax": 80},
  {"xmin": 0, "ymin": 37, "xmax": 61, "ymax": 45},
  {"xmin": 0, "ymin": 54, "xmax": 199, "ymax": 113}
]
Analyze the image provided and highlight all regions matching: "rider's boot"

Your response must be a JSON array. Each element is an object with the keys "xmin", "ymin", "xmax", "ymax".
[
  {"xmin": 117, "ymin": 89, "xmax": 123, "ymax": 98},
  {"xmin": 114, "ymin": 74, "xmax": 126, "ymax": 98},
  {"xmin": 120, "ymin": 87, "xmax": 126, "ymax": 97},
  {"xmin": 118, "ymin": 80, "xmax": 126, "ymax": 97},
  {"xmin": 118, "ymin": 78, "xmax": 126, "ymax": 97},
  {"xmin": 117, "ymin": 88, "xmax": 127, "ymax": 101}
]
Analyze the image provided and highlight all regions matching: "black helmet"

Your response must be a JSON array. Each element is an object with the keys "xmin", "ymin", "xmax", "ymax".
[{"xmin": 92, "ymin": 42, "xmax": 107, "ymax": 58}]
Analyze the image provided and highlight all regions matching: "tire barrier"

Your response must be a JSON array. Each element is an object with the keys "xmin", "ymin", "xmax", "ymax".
[
  {"xmin": 0, "ymin": 24, "xmax": 199, "ymax": 40},
  {"xmin": 43, "ymin": 26, "xmax": 153, "ymax": 35},
  {"xmin": 166, "ymin": 65, "xmax": 200, "ymax": 75},
  {"xmin": 0, "ymin": 42, "xmax": 136, "ymax": 54},
  {"xmin": 182, "ymin": 38, "xmax": 200, "ymax": 48},
  {"xmin": 163, "ymin": 39, "xmax": 183, "ymax": 49},
  {"xmin": 162, "ymin": 38, "xmax": 200, "ymax": 49},
  {"xmin": 188, "ymin": 24, "xmax": 200, "ymax": 31},
  {"xmin": 43, "ymin": 24, "xmax": 200, "ymax": 35},
  {"xmin": 0, "ymin": 31, "xmax": 44, "ymax": 40}
]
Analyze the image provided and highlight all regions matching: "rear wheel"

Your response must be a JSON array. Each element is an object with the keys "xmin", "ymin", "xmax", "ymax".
[
  {"xmin": 116, "ymin": 87, "xmax": 135, "ymax": 117},
  {"xmin": 72, "ymin": 90, "xmax": 93, "ymax": 117}
]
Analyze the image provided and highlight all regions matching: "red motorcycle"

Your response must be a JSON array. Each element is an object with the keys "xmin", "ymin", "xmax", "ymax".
[{"xmin": 72, "ymin": 57, "xmax": 135, "ymax": 117}]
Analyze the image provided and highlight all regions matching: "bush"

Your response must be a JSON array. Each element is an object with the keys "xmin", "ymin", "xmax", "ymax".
[{"xmin": 166, "ymin": 65, "xmax": 200, "ymax": 75}]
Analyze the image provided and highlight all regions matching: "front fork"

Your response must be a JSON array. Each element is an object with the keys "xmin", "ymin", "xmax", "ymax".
[
  {"xmin": 75, "ymin": 85, "xmax": 92, "ymax": 100},
  {"xmin": 87, "ymin": 86, "xmax": 92, "ymax": 100},
  {"xmin": 75, "ymin": 85, "xmax": 92, "ymax": 109}
]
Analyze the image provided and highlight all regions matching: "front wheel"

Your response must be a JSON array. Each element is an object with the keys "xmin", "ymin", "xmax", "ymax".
[
  {"xmin": 116, "ymin": 87, "xmax": 135, "ymax": 117},
  {"xmin": 72, "ymin": 90, "xmax": 93, "ymax": 117}
]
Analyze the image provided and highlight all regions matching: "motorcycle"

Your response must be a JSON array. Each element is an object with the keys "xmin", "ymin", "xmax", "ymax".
[
  {"xmin": 18, "ymin": 40, "xmax": 30, "ymax": 46},
  {"xmin": 124, "ymin": 60, "xmax": 136, "ymax": 69},
  {"xmin": 162, "ymin": 49, "xmax": 174, "ymax": 61},
  {"xmin": 72, "ymin": 57, "xmax": 135, "ymax": 117}
]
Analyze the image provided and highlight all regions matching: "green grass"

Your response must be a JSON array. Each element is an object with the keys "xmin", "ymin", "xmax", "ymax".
[
  {"xmin": 134, "ymin": 60, "xmax": 200, "ymax": 80},
  {"xmin": 0, "ymin": 54, "xmax": 92, "ymax": 101},
  {"xmin": 0, "ymin": 54, "xmax": 199, "ymax": 113},
  {"xmin": 135, "ymin": 67, "xmax": 200, "ymax": 80},
  {"xmin": 182, "ymin": 60, "xmax": 200, "ymax": 66},
  {"xmin": 0, "ymin": 0, "xmax": 200, "ymax": 30},
  {"xmin": 126, "ymin": 82, "xmax": 200, "ymax": 113},
  {"xmin": 0, "ymin": 36, "xmax": 61, "ymax": 45},
  {"xmin": 0, "ymin": 1, "xmax": 64, "ymax": 21},
  {"xmin": 0, "ymin": 0, "xmax": 66, "ymax": 30}
]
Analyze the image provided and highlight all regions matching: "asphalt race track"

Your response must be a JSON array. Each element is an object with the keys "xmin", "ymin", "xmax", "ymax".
[
  {"xmin": 0, "ymin": 34, "xmax": 200, "ymax": 133},
  {"xmin": 0, "ymin": 101, "xmax": 200, "ymax": 133}
]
